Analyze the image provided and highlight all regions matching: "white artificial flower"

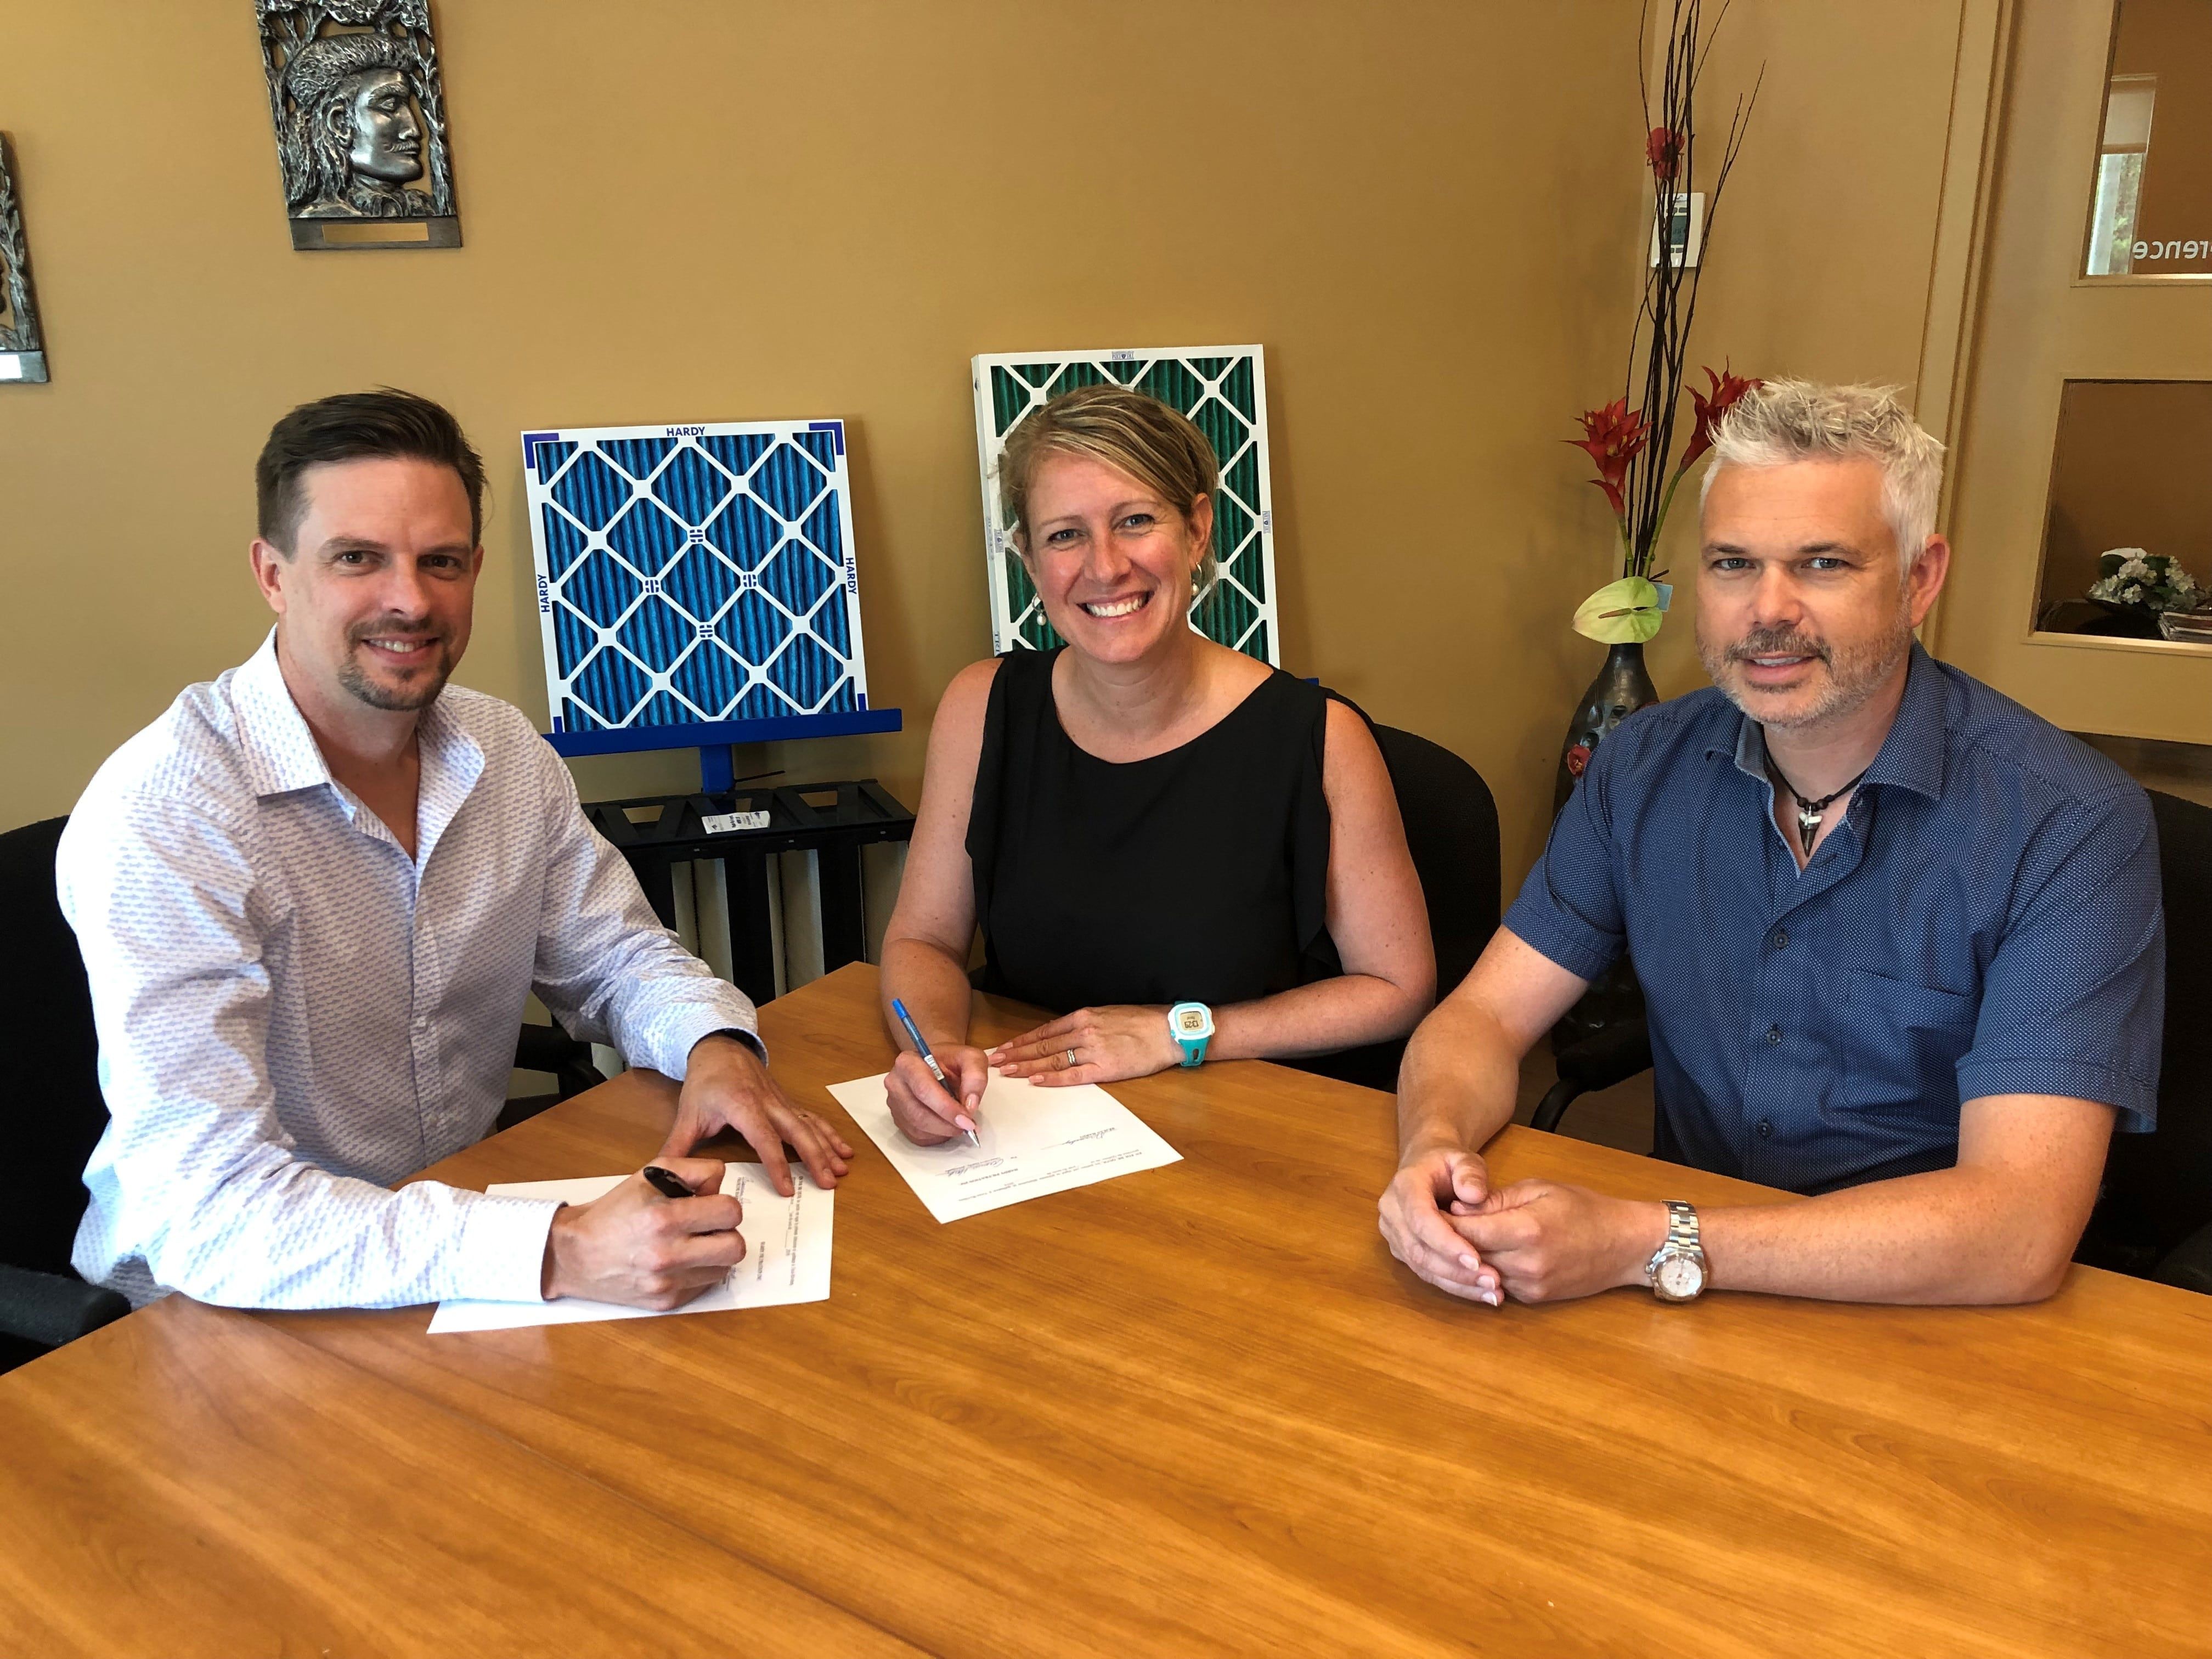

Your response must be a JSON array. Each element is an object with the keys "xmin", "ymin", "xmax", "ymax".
[{"xmin": 2122, "ymin": 583, "xmax": 2146, "ymax": 603}]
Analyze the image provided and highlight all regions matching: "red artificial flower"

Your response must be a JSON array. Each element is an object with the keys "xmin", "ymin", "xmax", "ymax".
[
  {"xmin": 1646, "ymin": 126, "xmax": 1683, "ymax": 183},
  {"xmin": 1568, "ymin": 398, "xmax": 1651, "ymax": 518},
  {"xmin": 1678, "ymin": 364, "xmax": 1762, "ymax": 473}
]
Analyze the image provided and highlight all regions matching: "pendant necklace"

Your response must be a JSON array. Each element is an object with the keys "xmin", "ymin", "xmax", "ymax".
[{"xmin": 1768, "ymin": 759, "xmax": 1868, "ymax": 855}]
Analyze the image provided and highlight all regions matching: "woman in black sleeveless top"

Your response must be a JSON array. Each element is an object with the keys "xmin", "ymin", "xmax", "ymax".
[{"xmin": 876, "ymin": 385, "xmax": 1432, "ymax": 1146}]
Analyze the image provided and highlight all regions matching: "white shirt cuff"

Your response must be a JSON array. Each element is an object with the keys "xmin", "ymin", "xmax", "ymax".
[
  {"xmin": 455, "ymin": 1193, "xmax": 564, "ymax": 1303},
  {"xmin": 656, "ymin": 1011, "xmax": 768, "ymax": 1079}
]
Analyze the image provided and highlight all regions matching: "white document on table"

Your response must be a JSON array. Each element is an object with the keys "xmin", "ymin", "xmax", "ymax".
[
  {"xmin": 426, "ymin": 1166, "xmax": 833, "ymax": 1334},
  {"xmin": 826, "ymin": 1069, "xmax": 1181, "ymax": 1224}
]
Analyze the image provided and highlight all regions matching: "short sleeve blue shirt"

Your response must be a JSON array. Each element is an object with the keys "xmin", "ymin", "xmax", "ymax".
[{"xmin": 1503, "ymin": 645, "xmax": 2164, "ymax": 1194}]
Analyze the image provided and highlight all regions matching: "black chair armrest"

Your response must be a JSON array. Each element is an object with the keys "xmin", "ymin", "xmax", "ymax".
[
  {"xmin": 1531, "ymin": 1018, "xmax": 1655, "ymax": 1133},
  {"xmin": 514, "ymin": 1022, "xmax": 607, "ymax": 1101},
  {"xmin": 2154, "ymin": 1222, "xmax": 2212, "ymax": 1297},
  {"xmin": 0, "ymin": 1263, "xmax": 131, "ymax": 1348},
  {"xmin": 1556, "ymin": 1018, "xmax": 1654, "ymax": 1091},
  {"xmin": 514, "ymin": 1020, "xmax": 584, "ymax": 1073}
]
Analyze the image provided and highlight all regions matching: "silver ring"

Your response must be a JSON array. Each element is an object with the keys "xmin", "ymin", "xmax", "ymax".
[{"xmin": 1063, "ymin": 1048, "xmax": 1077, "ymax": 1069}]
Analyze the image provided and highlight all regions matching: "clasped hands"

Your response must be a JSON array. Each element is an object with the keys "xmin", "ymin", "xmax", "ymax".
[
  {"xmin": 541, "ymin": 1034, "xmax": 853, "ymax": 1308},
  {"xmin": 1378, "ymin": 1142, "xmax": 1670, "ymax": 1306},
  {"xmin": 884, "ymin": 1004, "xmax": 1181, "ymax": 1146}
]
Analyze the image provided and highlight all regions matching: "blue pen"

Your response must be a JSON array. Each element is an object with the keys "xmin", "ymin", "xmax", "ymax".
[{"xmin": 890, "ymin": 997, "xmax": 980, "ymax": 1148}]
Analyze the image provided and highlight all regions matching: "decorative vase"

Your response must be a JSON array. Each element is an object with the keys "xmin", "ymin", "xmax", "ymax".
[
  {"xmin": 1549, "ymin": 641, "xmax": 1660, "ymax": 1057},
  {"xmin": 1551, "ymin": 641, "xmax": 1659, "ymax": 813}
]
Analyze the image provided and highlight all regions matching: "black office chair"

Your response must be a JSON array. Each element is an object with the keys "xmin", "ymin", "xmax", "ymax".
[
  {"xmin": 511, "ymin": 1020, "xmax": 607, "ymax": 1109},
  {"xmin": 1531, "ymin": 1013, "xmax": 1654, "ymax": 1133},
  {"xmin": 2077, "ymin": 789, "xmax": 2212, "ymax": 1294},
  {"xmin": 1285, "ymin": 721, "xmax": 1502, "ymax": 1091},
  {"xmin": 0, "ymin": 816, "xmax": 129, "ymax": 1373},
  {"xmin": 1373, "ymin": 725, "xmax": 1503, "ymax": 1004}
]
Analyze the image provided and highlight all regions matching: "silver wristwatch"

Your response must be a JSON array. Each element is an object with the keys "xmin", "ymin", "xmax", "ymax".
[{"xmin": 1645, "ymin": 1200, "xmax": 1707, "ymax": 1302}]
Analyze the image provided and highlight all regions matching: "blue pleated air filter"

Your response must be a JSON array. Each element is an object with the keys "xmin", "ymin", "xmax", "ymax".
[
  {"xmin": 521, "ymin": 420, "xmax": 872, "ymax": 741},
  {"xmin": 970, "ymin": 346, "xmax": 1279, "ymax": 665}
]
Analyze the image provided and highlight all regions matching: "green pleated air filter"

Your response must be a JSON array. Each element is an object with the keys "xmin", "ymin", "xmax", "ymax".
[{"xmin": 969, "ymin": 346, "xmax": 1280, "ymax": 665}]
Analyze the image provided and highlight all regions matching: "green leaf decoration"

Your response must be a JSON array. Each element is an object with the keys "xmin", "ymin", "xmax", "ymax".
[{"xmin": 1572, "ymin": 577, "xmax": 1666, "ymax": 644}]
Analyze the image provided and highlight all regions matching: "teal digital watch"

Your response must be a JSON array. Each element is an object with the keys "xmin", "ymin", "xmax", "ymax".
[{"xmin": 1168, "ymin": 1002, "xmax": 1215, "ymax": 1068}]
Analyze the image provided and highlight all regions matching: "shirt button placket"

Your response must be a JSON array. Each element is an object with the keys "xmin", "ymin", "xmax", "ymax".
[
  {"xmin": 411, "ymin": 905, "xmax": 441, "ymax": 1132},
  {"xmin": 1748, "ymin": 897, "xmax": 1803, "ymax": 1183}
]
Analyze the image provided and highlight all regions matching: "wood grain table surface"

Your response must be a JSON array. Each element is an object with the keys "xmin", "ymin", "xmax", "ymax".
[{"xmin": 2, "ymin": 962, "xmax": 2207, "ymax": 1657}]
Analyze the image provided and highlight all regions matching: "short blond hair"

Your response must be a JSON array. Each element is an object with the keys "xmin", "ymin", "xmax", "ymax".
[
  {"xmin": 1701, "ymin": 379, "xmax": 1946, "ymax": 567},
  {"xmin": 998, "ymin": 383, "xmax": 1220, "ymax": 589}
]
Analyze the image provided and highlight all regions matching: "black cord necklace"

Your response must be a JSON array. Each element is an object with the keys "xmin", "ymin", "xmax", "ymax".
[{"xmin": 1767, "ymin": 758, "xmax": 1869, "ymax": 855}]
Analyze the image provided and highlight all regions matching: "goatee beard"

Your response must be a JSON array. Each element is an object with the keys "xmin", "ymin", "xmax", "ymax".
[{"xmin": 340, "ymin": 641, "xmax": 452, "ymax": 712}]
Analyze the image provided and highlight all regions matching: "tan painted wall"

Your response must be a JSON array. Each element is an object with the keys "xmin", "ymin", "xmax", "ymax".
[
  {"xmin": 0, "ymin": 1, "xmax": 1974, "ymax": 894},
  {"xmin": 1633, "ymin": 0, "xmax": 1970, "ymax": 703}
]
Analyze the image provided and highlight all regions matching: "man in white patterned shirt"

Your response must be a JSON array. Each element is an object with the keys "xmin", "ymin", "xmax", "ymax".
[{"xmin": 58, "ymin": 390, "xmax": 852, "ymax": 1312}]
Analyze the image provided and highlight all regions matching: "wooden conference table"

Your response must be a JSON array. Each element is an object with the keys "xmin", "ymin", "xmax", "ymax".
[{"xmin": 1, "ymin": 965, "xmax": 2207, "ymax": 1657}]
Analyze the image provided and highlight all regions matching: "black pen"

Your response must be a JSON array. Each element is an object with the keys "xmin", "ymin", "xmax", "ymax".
[{"xmin": 641, "ymin": 1164, "xmax": 697, "ymax": 1200}]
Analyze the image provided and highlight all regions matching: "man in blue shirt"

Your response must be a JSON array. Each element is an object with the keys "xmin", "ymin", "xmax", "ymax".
[{"xmin": 1379, "ymin": 381, "xmax": 2163, "ymax": 1308}]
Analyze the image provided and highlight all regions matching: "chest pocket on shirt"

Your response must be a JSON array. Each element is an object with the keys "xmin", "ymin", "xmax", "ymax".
[{"xmin": 1841, "ymin": 969, "xmax": 1977, "ymax": 1115}]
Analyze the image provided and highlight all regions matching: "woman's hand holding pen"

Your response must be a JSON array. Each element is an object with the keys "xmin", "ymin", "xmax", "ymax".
[{"xmin": 885, "ymin": 1043, "xmax": 990, "ymax": 1146}]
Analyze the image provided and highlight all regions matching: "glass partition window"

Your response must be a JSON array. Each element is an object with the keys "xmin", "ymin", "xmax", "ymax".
[
  {"xmin": 2082, "ymin": 0, "xmax": 2212, "ymax": 279},
  {"xmin": 2035, "ymin": 380, "xmax": 2212, "ymax": 641},
  {"xmin": 2086, "ymin": 76, "xmax": 2154, "ymax": 274}
]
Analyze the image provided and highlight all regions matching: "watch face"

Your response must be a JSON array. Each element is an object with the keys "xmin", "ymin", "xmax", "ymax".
[
  {"xmin": 1175, "ymin": 1007, "xmax": 1209, "ymax": 1035},
  {"xmin": 1655, "ymin": 1252, "xmax": 1705, "ymax": 1300}
]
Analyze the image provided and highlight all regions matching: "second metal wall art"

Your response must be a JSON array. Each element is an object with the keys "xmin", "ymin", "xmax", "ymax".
[{"xmin": 0, "ymin": 133, "xmax": 47, "ymax": 383}]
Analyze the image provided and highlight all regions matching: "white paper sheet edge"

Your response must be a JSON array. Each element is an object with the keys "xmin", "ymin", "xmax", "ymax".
[
  {"xmin": 427, "ymin": 1167, "xmax": 833, "ymax": 1333},
  {"xmin": 827, "ymin": 1070, "xmax": 1181, "ymax": 1224}
]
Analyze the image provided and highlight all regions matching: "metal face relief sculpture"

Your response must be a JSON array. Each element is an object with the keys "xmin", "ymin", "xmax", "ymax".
[
  {"xmin": 0, "ymin": 133, "xmax": 47, "ymax": 384},
  {"xmin": 256, "ymin": 0, "xmax": 460, "ymax": 250}
]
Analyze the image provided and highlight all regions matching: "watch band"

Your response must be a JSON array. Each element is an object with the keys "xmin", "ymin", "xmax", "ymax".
[
  {"xmin": 1645, "ymin": 1200, "xmax": 1707, "ymax": 1302},
  {"xmin": 1168, "ymin": 1002, "xmax": 1212, "ymax": 1067}
]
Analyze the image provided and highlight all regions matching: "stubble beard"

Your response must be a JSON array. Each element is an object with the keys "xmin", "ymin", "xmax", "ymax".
[{"xmin": 1700, "ymin": 604, "xmax": 1915, "ymax": 734}]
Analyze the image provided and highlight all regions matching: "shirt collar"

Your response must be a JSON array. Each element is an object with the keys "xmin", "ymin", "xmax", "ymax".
[
  {"xmin": 233, "ymin": 629, "xmax": 336, "ymax": 799},
  {"xmin": 230, "ymin": 629, "xmax": 487, "ymax": 829},
  {"xmin": 1710, "ymin": 641, "xmax": 1948, "ymax": 802},
  {"xmin": 413, "ymin": 691, "xmax": 486, "ymax": 866}
]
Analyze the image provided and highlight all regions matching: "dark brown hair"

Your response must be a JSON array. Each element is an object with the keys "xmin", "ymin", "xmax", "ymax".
[{"xmin": 256, "ymin": 388, "xmax": 486, "ymax": 553}]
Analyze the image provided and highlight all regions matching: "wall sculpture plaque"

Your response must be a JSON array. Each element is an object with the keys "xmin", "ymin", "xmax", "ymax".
[
  {"xmin": 0, "ymin": 133, "xmax": 47, "ymax": 384},
  {"xmin": 256, "ymin": 0, "xmax": 460, "ymax": 250}
]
